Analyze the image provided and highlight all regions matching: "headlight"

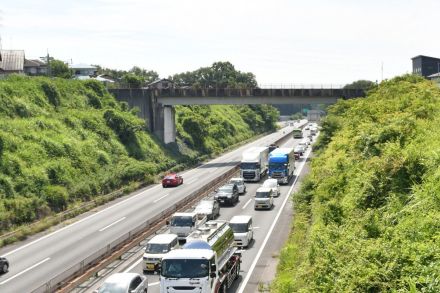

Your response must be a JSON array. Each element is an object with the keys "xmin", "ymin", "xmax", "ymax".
[{"xmin": 227, "ymin": 195, "xmax": 232, "ymax": 198}]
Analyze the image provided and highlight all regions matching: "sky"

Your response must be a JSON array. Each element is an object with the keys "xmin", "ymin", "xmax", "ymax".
[{"xmin": 1, "ymin": 0, "xmax": 439, "ymax": 85}]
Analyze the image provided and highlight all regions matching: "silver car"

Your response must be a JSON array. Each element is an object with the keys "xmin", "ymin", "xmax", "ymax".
[{"xmin": 96, "ymin": 273, "xmax": 147, "ymax": 293}]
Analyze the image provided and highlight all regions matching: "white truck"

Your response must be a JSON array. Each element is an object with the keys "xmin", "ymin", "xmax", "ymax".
[
  {"xmin": 168, "ymin": 212, "xmax": 207, "ymax": 241},
  {"xmin": 160, "ymin": 220, "xmax": 241, "ymax": 293},
  {"xmin": 240, "ymin": 146, "xmax": 269, "ymax": 182}
]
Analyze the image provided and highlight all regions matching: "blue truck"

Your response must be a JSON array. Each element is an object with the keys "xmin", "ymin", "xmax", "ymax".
[{"xmin": 268, "ymin": 147, "xmax": 295, "ymax": 184}]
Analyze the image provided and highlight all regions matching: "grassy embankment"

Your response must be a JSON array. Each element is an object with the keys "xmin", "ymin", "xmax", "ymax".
[
  {"xmin": 0, "ymin": 75, "xmax": 278, "ymax": 245},
  {"xmin": 273, "ymin": 75, "xmax": 440, "ymax": 292}
]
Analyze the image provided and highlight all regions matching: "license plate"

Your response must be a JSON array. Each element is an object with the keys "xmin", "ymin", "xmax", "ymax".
[{"xmin": 146, "ymin": 263, "xmax": 155, "ymax": 270}]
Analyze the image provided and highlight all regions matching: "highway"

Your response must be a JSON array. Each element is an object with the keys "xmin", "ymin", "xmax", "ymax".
[
  {"xmin": 0, "ymin": 121, "xmax": 307, "ymax": 293},
  {"xmin": 84, "ymin": 124, "xmax": 316, "ymax": 293}
]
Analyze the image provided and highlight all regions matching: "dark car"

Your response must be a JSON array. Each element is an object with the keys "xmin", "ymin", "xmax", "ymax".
[
  {"xmin": 214, "ymin": 183, "xmax": 239, "ymax": 206},
  {"xmin": 194, "ymin": 200, "xmax": 220, "ymax": 220},
  {"xmin": 0, "ymin": 257, "xmax": 9, "ymax": 274},
  {"xmin": 162, "ymin": 173, "xmax": 183, "ymax": 187}
]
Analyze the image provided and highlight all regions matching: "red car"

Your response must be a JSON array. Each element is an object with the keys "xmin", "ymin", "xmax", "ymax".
[{"xmin": 162, "ymin": 173, "xmax": 183, "ymax": 187}]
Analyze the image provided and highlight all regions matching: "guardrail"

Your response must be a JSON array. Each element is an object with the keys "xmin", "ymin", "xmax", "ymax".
[{"xmin": 30, "ymin": 126, "xmax": 299, "ymax": 293}]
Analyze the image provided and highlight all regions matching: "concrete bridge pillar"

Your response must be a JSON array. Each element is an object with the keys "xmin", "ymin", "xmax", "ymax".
[{"xmin": 163, "ymin": 106, "xmax": 176, "ymax": 144}]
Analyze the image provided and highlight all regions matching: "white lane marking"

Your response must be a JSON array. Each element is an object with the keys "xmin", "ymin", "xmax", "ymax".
[
  {"xmin": 153, "ymin": 194, "xmax": 169, "ymax": 203},
  {"xmin": 99, "ymin": 217, "xmax": 126, "ymax": 232},
  {"xmin": 4, "ymin": 125, "xmax": 303, "ymax": 257},
  {"xmin": 0, "ymin": 257, "xmax": 50, "ymax": 285},
  {"xmin": 149, "ymin": 281, "xmax": 160, "ymax": 287},
  {"xmin": 124, "ymin": 258, "xmax": 143, "ymax": 273},
  {"xmin": 242, "ymin": 199, "xmax": 252, "ymax": 209},
  {"xmin": 3, "ymin": 184, "xmax": 161, "ymax": 257},
  {"xmin": 253, "ymin": 227, "xmax": 260, "ymax": 229},
  {"xmin": 238, "ymin": 145, "xmax": 311, "ymax": 293}
]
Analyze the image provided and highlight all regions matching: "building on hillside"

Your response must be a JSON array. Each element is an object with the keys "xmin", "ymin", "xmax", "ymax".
[
  {"xmin": 24, "ymin": 59, "xmax": 48, "ymax": 76},
  {"xmin": 412, "ymin": 55, "xmax": 440, "ymax": 77},
  {"xmin": 69, "ymin": 63, "xmax": 97, "ymax": 78},
  {"xmin": 148, "ymin": 78, "xmax": 174, "ymax": 89},
  {"xmin": 0, "ymin": 50, "xmax": 25, "ymax": 76}
]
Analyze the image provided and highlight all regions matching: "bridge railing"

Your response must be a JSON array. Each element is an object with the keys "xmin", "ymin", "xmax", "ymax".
[{"xmin": 152, "ymin": 87, "xmax": 366, "ymax": 99}]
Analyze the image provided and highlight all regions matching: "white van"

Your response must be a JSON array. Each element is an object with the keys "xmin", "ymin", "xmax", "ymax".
[
  {"xmin": 229, "ymin": 215, "xmax": 253, "ymax": 248},
  {"xmin": 168, "ymin": 212, "xmax": 207, "ymax": 240},
  {"xmin": 143, "ymin": 233, "xmax": 179, "ymax": 273}
]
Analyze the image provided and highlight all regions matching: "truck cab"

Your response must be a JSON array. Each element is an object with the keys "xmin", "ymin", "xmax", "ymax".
[
  {"xmin": 268, "ymin": 148, "xmax": 295, "ymax": 184},
  {"xmin": 240, "ymin": 147, "xmax": 269, "ymax": 182},
  {"xmin": 160, "ymin": 221, "xmax": 241, "ymax": 293}
]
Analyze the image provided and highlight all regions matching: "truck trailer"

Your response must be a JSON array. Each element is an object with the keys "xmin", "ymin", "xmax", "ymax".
[
  {"xmin": 160, "ymin": 220, "xmax": 241, "ymax": 293},
  {"xmin": 240, "ymin": 146, "xmax": 269, "ymax": 182},
  {"xmin": 268, "ymin": 147, "xmax": 295, "ymax": 184}
]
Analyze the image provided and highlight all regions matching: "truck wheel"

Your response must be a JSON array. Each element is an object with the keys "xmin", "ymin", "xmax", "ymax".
[
  {"xmin": 2, "ymin": 263, "xmax": 8, "ymax": 273},
  {"xmin": 235, "ymin": 263, "xmax": 240, "ymax": 280}
]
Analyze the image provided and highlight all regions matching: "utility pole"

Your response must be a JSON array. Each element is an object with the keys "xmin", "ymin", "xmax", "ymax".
[
  {"xmin": 381, "ymin": 61, "xmax": 384, "ymax": 81},
  {"xmin": 46, "ymin": 50, "xmax": 51, "ymax": 77}
]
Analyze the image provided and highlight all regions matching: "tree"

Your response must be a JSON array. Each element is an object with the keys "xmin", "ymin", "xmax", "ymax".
[
  {"xmin": 50, "ymin": 60, "xmax": 72, "ymax": 79},
  {"xmin": 122, "ymin": 73, "xmax": 144, "ymax": 88},
  {"xmin": 343, "ymin": 80, "xmax": 376, "ymax": 90},
  {"xmin": 171, "ymin": 61, "xmax": 258, "ymax": 88}
]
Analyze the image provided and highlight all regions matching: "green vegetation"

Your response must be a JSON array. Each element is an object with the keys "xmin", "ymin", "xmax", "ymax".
[
  {"xmin": 290, "ymin": 112, "xmax": 304, "ymax": 120},
  {"xmin": 171, "ymin": 61, "xmax": 257, "ymax": 88},
  {"xmin": 0, "ymin": 75, "xmax": 174, "ymax": 232},
  {"xmin": 0, "ymin": 73, "xmax": 278, "ymax": 240},
  {"xmin": 343, "ymin": 79, "xmax": 376, "ymax": 90},
  {"xmin": 273, "ymin": 75, "xmax": 440, "ymax": 292}
]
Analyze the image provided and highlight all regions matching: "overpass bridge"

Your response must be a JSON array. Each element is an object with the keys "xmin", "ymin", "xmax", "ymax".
[{"xmin": 109, "ymin": 87, "xmax": 365, "ymax": 143}]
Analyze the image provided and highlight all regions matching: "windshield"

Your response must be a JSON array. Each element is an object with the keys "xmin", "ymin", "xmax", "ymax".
[
  {"xmin": 240, "ymin": 162, "xmax": 258, "ymax": 169},
  {"xmin": 161, "ymin": 259, "xmax": 209, "ymax": 278},
  {"xmin": 256, "ymin": 191, "xmax": 271, "ymax": 198},
  {"xmin": 218, "ymin": 186, "xmax": 233, "ymax": 193},
  {"xmin": 145, "ymin": 243, "xmax": 169, "ymax": 254},
  {"xmin": 230, "ymin": 223, "xmax": 248, "ymax": 233},
  {"xmin": 269, "ymin": 162, "xmax": 286, "ymax": 170},
  {"xmin": 170, "ymin": 216, "xmax": 193, "ymax": 227},
  {"xmin": 98, "ymin": 282, "xmax": 126, "ymax": 293}
]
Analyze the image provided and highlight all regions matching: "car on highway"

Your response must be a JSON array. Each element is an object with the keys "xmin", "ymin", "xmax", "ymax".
[
  {"xmin": 299, "ymin": 141, "xmax": 308, "ymax": 149},
  {"xmin": 311, "ymin": 128, "xmax": 318, "ymax": 136},
  {"xmin": 229, "ymin": 177, "xmax": 246, "ymax": 194},
  {"xmin": 214, "ymin": 183, "xmax": 239, "ymax": 205},
  {"xmin": 194, "ymin": 199, "xmax": 220, "ymax": 220},
  {"xmin": 254, "ymin": 187, "xmax": 274, "ymax": 210},
  {"xmin": 0, "ymin": 256, "xmax": 9, "ymax": 274},
  {"xmin": 262, "ymin": 178, "xmax": 280, "ymax": 197},
  {"xmin": 230, "ymin": 215, "xmax": 254, "ymax": 248},
  {"xmin": 143, "ymin": 234, "xmax": 179, "ymax": 274},
  {"xmin": 294, "ymin": 145, "xmax": 305, "ymax": 157},
  {"xmin": 96, "ymin": 273, "xmax": 147, "ymax": 293},
  {"xmin": 162, "ymin": 172, "xmax": 183, "ymax": 187}
]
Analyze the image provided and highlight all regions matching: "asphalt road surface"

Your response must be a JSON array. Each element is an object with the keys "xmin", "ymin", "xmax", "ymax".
[
  {"xmin": 90, "ymin": 126, "xmax": 317, "ymax": 293},
  {"xmin": 0, "ymin": 121, "xmax": 308, "ymax": 293}
]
